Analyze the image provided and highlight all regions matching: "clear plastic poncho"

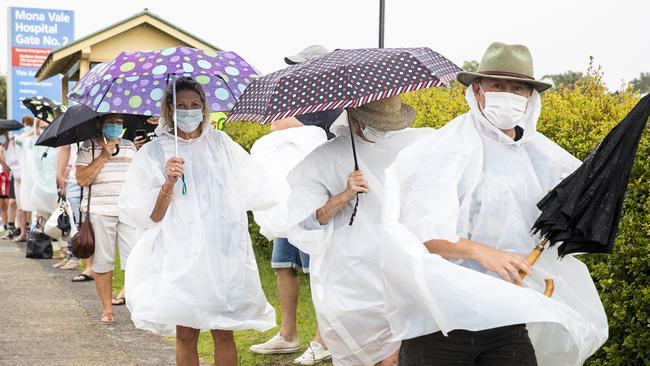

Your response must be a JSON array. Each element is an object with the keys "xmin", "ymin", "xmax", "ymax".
[
  {"xmin": 251, "ymin": 126, "xmax": 327, "ymax": 240},
  {"xmin": 380, "ymin": 88, "xmax": 608, "ymax": 366},
  {"xmin": 286, "ymin": 116, "xmax": 434, "ymax": 366},
  {"xmin": 16, "ymin": 134, "xmax": 57, "ymax": 213},
  {"xmin": 120, "ymin": 127, "xmax": 277, "ymax": 336}
]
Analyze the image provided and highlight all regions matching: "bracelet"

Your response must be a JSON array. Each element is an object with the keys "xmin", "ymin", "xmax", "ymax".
[{"xmin": 160, "ymin": 187, "xmax": 173, "ymax": 199}]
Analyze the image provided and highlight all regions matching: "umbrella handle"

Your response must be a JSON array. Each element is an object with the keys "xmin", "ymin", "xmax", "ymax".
[
  {"xmin": 348, "ymin": 121, "xmax": 360, "ymax": 225},
  {"xmin": 515, "ymin": 237, "xmax": 554, "ymax": 297}
]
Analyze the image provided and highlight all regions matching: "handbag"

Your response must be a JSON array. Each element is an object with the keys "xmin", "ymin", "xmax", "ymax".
[
  {"xmin": 25, "ymin": 217, "xmax": 53, "ymax": 259},
  {"xmin": 44, "ymin": 195, "xmax": 71, "ymax": 240},
  {"xmin": 70, "ymin": 141, "xmax": 95, "ymax": 259}
]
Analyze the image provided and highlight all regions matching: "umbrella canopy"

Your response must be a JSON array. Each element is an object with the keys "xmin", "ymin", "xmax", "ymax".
[
  {"xmin": 295, "ymin": 109, "xmax": 343, "ymax": 139},
  {"xmin": 21, "ymin": 96, "xmax": 67, "ymax": 123},
  {"xmin": 225, "ymin": 47, "xmax": 461, "ymax": 124},
  {"xmin": 532, "ymin": 94, "xmax": 650, "ymax": 257},
  {"xmin": 35, "ymin": 104, "xmax": 147, "ymax": 147},
  {"xmin": 0, "ymin": 119, "xmax": 24, "ymax": 131},
  {"xmin": 68, "ymin": 47, "xmax": 259, "ymax": 116}
]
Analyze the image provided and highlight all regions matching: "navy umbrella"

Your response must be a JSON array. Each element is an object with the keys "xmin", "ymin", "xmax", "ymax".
[
  {"xmin": 227, "ymin": 47, "xmax": 461, "ymax": 224},
  {"xmin": 0, "ymin": 119, "xmax": 24, "ymax": 131},
  {"xmin": 295, "ymin": 109, "xmax": 343, "ymax": 140}
]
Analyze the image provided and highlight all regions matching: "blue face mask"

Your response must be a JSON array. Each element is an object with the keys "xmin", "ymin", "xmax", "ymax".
[
  {"xmin": 103, "ymin": 123, "xmax": 122, "ymax": 140},
  {"xmin": 0, "ymin": 136, "xmax": 6, "ymax": 145}
]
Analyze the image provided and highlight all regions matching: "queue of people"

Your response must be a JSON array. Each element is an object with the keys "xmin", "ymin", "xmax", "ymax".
[{"xmin": 12, "ymin": 41, "xmax": 608, "ymax": 366}]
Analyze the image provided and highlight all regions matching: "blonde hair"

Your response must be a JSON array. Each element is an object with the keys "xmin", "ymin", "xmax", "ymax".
[{"xmin": 160, "ymin": 77, "xmax": 211, "ymax": 132}]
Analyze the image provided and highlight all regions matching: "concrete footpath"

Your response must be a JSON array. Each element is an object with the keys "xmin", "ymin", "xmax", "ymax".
[{"xmin": 0, "ymin": 239, "xmax": 178, "ymax": 366}]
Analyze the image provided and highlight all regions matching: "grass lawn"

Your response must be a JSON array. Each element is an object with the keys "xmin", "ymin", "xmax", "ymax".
[{"xmin": 109, "ymin": 243, "xmax": 330, "ymax": 366}]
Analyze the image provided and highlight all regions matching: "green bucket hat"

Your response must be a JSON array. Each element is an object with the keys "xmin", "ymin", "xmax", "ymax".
[{"xmin": 457, "ymin": 42, "xmax": 552, "ymax": 92}]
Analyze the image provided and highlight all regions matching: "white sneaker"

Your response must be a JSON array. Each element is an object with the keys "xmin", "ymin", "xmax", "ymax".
[
  {"xmin": 293, "ymin": 341, "xmax": 332, "ymax": 365},
  {"xmin": 249, "ymin": 333, "xmax": 301, "ymax": 354}
]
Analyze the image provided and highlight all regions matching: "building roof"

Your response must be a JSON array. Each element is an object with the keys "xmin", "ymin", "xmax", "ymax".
[{"xmin": 36, "ymin": 9, "xmax": 220, "ymax": 81}]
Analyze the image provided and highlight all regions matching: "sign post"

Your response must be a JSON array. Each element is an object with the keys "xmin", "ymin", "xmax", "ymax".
[{"xmin": 7, "ymin": 7, "xmax": 74, "ymax": 119}]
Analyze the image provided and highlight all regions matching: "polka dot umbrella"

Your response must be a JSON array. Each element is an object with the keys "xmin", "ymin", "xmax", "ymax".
[
  {"xmin": 67, "ymin": 47, "xmax": 259, "ymax": 196},
  {"xmin": 225, "ymin": 47, "xmax": 460, "ymax": 124},
  {"xmin": 68, "ymin": 46, "xmax": 259, "ymax": 156},
  {"xmin": 69, "ymin": 47, "xmax": 258, "ymax": 118},
  {"xmin": 225, "ymin": 47, "xmax": 461, "ymax": 224}
]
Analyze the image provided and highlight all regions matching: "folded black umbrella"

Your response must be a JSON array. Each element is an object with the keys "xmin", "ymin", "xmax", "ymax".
[
  {"xmin": 36, "ymin": 104, "xmax": 148, "ymax": 147},
  {"xmin": 21, "ymin": 96, "xmax": 66, "ymax": 123},
  {"xmin": 0, "ymin": 119, "xmax": 24, "ymax": 131},
  {"xmin": 533, "ymin": 94, "xmax": 650, "ymax": 257}
]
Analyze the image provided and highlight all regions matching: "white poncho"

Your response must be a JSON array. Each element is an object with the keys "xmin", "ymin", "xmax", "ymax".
[
  {"xmin": 381, "ymin": 88, "xmax": 608, "ymax": 366},
  {"xmin": 251, "ymin": 126, "xmax": 327, "ymax": 240},
  {"xmin": 120, "ymin": 127, "xmax": 277, "ymax": 336},
  {"xmin": 287, "ymin": 119, "xmax": 434, "ymax": 366}
]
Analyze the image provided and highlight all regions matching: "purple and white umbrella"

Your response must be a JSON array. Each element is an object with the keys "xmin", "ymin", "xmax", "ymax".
[
  {"xmin": 68, "ymin": 47, "xmax": 259, "ymax": 117},
  {"xmin": 225, "ymin": 47, "xmax": 461, "ymax": 124}
]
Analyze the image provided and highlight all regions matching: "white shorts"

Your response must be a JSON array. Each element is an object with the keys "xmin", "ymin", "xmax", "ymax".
[{"xmin": 90, "ymin": 214, "xmax": 136, "ymax": 274}]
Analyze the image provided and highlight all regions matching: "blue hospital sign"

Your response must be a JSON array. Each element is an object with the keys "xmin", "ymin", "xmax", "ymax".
[{"xmin": 7, "ymin": 7, "xmax": 74, "ymax": 119}]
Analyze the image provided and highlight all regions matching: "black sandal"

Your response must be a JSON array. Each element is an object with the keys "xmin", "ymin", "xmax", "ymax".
[
  {"xmin": 71, "ymin": 273, "xmax": 94, "ymax": 282},
  {"xmin": 112, "ymin": 297, "xmax": 126, "ymax": 306}
]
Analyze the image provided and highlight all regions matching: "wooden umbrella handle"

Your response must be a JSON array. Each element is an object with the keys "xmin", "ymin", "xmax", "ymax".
[{"xmin": 515, "ymin": 237, "xmax": 554, "ymax": 297}]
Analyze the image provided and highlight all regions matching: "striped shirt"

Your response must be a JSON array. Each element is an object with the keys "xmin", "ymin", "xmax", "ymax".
[{"xmin": 76, "ymin": 138, "xmax": 136, "ymax": 217}]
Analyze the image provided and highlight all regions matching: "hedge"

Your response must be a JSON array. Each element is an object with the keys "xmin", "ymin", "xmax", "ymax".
[{"xmin": 227, "ymin": 67, "xmax": 649, "ymax": 365}]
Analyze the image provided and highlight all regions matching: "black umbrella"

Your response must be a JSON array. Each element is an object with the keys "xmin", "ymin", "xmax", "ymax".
[
  {"xmin": 21, "ymin": 96, "xmax": 66, "ymax": 123},
  {"xmin": 516, "ymin": 94, "xmax": 650, "ymax": 294},
  {"xmin": 36, "ymin": 104, "xmax": 148, "ymax": 148},
  {"xmin": 0, "ymin": 119, "xmax": 24, "ymax": 131},
  {"xmin": 533, "ymin": 94, "xmax": 650, "ymax": 256},
  {"xmin": 36, "ymin": 104, "xmax": 99, "ymax": 147}
]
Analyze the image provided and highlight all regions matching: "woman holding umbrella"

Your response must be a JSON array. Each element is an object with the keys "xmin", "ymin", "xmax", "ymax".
[
  {"xmin": 119, "ymin": 77, "xmax": 277, "ymax": 366},
  {"xmin": 286, "ymin": 96, "xmax": 433, "ymax": 365}
]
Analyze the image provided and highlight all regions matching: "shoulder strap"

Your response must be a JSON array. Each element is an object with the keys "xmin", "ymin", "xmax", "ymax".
[{"xmin": 86, "ymin": 141, "xmax": 95, "ymax": 215}]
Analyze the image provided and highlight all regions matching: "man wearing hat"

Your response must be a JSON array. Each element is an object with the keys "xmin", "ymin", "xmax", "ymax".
[
  {"xmin": 285, "ymin": 95, "xmax": 434, "ymax": 365},
  {"xmin": 380, "ymin": 42, "xmax": 608, "ymax": 365}
]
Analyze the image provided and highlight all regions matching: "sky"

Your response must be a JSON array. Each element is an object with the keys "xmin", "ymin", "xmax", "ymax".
[{"xmin": 2, "ymin": 0, "xmax": 649, "ymax": 90}]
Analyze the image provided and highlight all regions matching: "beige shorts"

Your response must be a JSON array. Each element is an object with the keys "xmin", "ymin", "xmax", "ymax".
[{"xmin": 90, "ymin": 214, "xmax": 136, "ymax": 274}]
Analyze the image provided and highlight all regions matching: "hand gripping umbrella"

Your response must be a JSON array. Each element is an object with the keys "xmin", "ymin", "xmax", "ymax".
[
  {"xmin": 69, "ymin": 46, "xmax": 259, "ymax": 193},
  {"xmin": 226, "ymin": 47, "xmax": 461, "ymax": 223},
  {"xmin": 517, "ymin": 94, "xmax": 650, "ymax": 296}
]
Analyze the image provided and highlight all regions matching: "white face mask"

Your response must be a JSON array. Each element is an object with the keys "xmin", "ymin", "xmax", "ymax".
[
  {"xmin": 479, "ymin": 85, "xmax": 528, "ymax": 130},
  {"xmin": 362, "ymin": 125, "xmax": 392, "ymax": 142},
  {"xmin": 175, "ymin": 108, "xmax": 203, "ymax": 133}
]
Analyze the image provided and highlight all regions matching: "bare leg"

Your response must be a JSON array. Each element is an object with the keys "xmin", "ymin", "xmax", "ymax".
[
  {"xmin": 313, "ymin": 327, "xmax": 327, "ymax": 348},
  {"xmin": 176, "ymin": 326, "xmax": 200, "ymax": 366},
  {"xmin": 84, "ymin": 255, "xmax": 95, "ymax": 275},
  {"xmin": 211, "ymin": 329, "xmax": 237, "ymax": 366},
  {"xmin": 276, "ymin": 267, "xmax": 299, "ymax": 341},
  {"xmin": 0, "ymin": 199, "xmax": 8, "ymax": 228},
  {"xmin": 94, "ymin": 271, "xmax": 113, "ymax": 317},
  {"xmin": 7, "ymin": 199, "xmax": 16, "ymax": 226},
  {"xmin": 16, "ymin": 211, "xmax": 27, "ymax": 240}
]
